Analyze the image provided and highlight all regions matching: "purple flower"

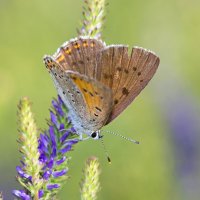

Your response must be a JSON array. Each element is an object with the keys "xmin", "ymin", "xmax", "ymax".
[
  {"xmin": 56, "ymin": 157, "xmax": 66, "ymax": 165},
  {"xmin": 60, "ymin": 145, "xmax": 72, "ymax": 154},
  {"xmin": 60, "ymin": 131, "xmax": 71, "ymax": 143},
  {"xmin": 50, "ymin": 111, "xmax": 57, "ymax": 125},
  {"xmin": 59, "ymin": 123, "xmax": 65, "ymax": 131},
  {"xmin": 47, "ymin": 184, "xmax": 60, "ymax": 190},
  {"xmin": 66, "ymin": 139, "xmax": 79, "ymax": 146},
  {"xmin": 12, "ymin": 190, "xmax": 30, "ymax": 200},
  {"xmin": 16, "ymin": 166, "xmax": 32, "ymax": 181},
  {"xmin": 47, "ymin": 157, "xmax": 54, "ymax": 169},
  {"xmin": 49, "ymin": 126, "xmax": 57, "ymax": 157},
  {"xmin": 43, "ymin": 170, "xmax": 52, "ymax": 180},
  {"xmin": 52, "ymin": 169, "xmax": 68, "ymax": 177},
  {"xmin": 52, "ymin": 98, "xmax": 64, "ymax": 116},
  {"xmin": 39, "ymin": 152, "xmax": 48, "ymax": 163},
  {"xmin": 38, "ymin": 190, "xmax": 44, "ymax": 198}
]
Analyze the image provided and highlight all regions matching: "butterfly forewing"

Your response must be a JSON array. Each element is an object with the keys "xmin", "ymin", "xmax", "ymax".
[
  {"xmin": 53, "ymin": 37, "xmax": 105, "ymax": 79},
  {"xmin": 44, "ymin": 55, "xmax": 113, "ymax": 131},
  {"xmin": 44, "ymin": 56, "xmax": 89, "ymax": 122}
]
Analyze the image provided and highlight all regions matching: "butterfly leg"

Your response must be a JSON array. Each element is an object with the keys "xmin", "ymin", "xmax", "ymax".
[
  {"xmin": 78, "ymin": 133, "xmax": 82, "ymax": 140},
  {"xmin": 78, "ymin": 133, "xmax": 91, "ymax": 141}
]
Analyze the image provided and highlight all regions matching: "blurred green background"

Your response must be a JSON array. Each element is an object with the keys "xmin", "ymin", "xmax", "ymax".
[{"xmin": 0, "ymin": 0, "xmax": 200, "ymax": 199}]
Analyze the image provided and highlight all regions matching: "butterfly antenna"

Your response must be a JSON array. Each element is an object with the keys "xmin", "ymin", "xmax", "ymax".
[
  {"xmin": 100, "ymin": 136, "xmax": 111, "ymax": 164},
  {"xmin": 104, "ymin": 130, "xmax": 140, "ymax": 144}
]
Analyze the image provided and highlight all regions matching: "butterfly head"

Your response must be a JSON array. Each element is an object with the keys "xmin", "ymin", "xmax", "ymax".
[{"xmin": 90, "ymin": 130, "xmax": 103, "ymax": 140}]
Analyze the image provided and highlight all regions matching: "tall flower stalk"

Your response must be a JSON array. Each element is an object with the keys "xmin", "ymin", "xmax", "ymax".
[
  {"xmin": 14, "ymin": 97, "xmax": 43, "ymax": 199},
  {"xmin": 80, "ymin": 157, "xmax": 101, "ymax": 200},
  {"xmin": 13, "ymin": 96, "xmax": 79, "ymax": 200},
  {"xmin": 78, "ymin": 0, "xmax": 107, "ymax": 39}
]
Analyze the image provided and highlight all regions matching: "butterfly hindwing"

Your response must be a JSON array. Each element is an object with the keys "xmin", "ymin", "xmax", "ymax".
[
  {"xmin": 67, "ymin": 71, "xmax": 113, "ymax": 130},
  {"xmin": 95, "ymin": 45, "xmax": 159, "ymax": 124}
]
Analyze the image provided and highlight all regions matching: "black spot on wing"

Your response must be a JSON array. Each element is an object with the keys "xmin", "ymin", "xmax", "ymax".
[
  {"xmin": 122, "ymin": 87, "xmax": 129, "ymax": 96},
  {"xmin": 124, "ymin": 69, "xmax": 129, "ymax": 74},
  {"xmin": 116, "ymin": 67, "xmax": 122, "ymax": 71},
  {"xmin": 95, "ymin": 106, "xmax": 102, "ymax": 112},
  {"xmin": 89, "ymin": 92, "xmax": 94, "ymax": 97},
  {"xmin": 114, "ymin": 99, "xmax": 119, "ymax": 104},
  {"xmin": 133, "ymin": 67, "xmax": 137, "ymax": 71}
]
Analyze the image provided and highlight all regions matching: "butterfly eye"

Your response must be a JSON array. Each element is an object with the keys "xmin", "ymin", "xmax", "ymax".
[
  {"xmin": 91, "ymin": 132, "xmax": 97, "ymax": 138},
  {"xmin": 91, "ymin": 131, "xmax": 100, "ymax": 140}
]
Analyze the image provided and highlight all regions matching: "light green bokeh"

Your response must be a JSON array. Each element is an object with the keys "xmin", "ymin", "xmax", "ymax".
[{"xmin": 0, "ymin": 0, "xmax": 199, "ymax": 199}]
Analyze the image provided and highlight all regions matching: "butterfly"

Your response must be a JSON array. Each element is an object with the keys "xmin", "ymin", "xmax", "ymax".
[{"xmin": 44, "ymin": 36, "xmax": 160, "ymax": 140}]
